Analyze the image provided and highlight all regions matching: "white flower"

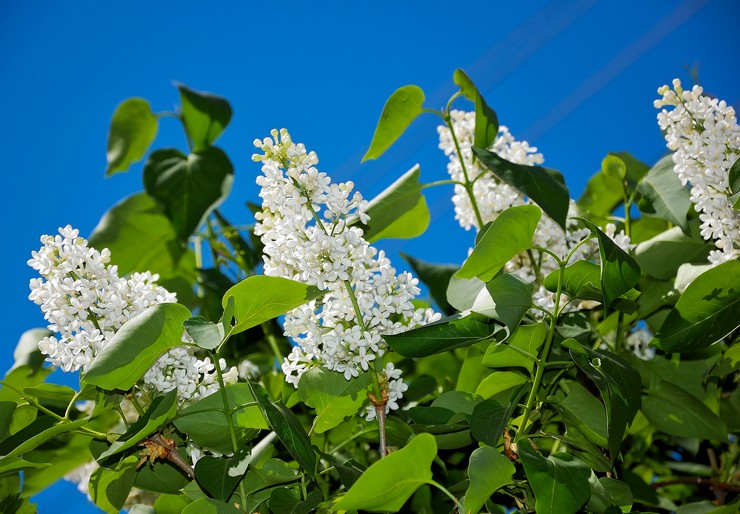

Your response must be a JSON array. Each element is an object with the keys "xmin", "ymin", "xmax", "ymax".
[{"xmin": 655, "ymin": 79, "xmax": 740, "ymax": 264}]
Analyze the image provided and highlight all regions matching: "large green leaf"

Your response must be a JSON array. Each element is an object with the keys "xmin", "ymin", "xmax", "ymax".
[
  {"xmin": 519, "ymin": 445, "xmax": 591, "ymax": 514},
  {"xmin": 143, "ymin": 147, "xmax": 234, "ymax": 241},
  {"xmin": 634, "ymin": 223, "xmax": 711, "ymax": 280},
  {"xmin": 0, "ymin": 417, "xmax": 87, "ymax": 460},
  {"xmin": 563, "ymin": 339, "xmax": 641, "ymax": 459},
  {"xmin": 456, "ymin": 205, "xmax": 542, "ymax": 282},
  {"xmin": 642, "ymin": 380, "xmax": 727, "ymax": 441},
  {"xmin": 483, "ymin": 322, "xmax": 546, "ymax": 373},
  {"xmin": 552, "ymin": 381, "xmax": 608, "ymax": 449},
  {"xmin": 222, "ymin": 276, "xmax": 324, "ymax": 336},
  {"xmin": 241, "ymin": 458, "xmax": 299, "ymax": 497},
  {"xmin": 362, "ymin": 85, "xmax": 425, "ymax": 161},
  {"xmin": 98, "ymin": 391, "xmax": 178, "ymax": 460},
  {"xmin": 652, "ymin": 260, "xmax": 740, "ymax": 353},
  {"xmin": 250, "ymin": 383, "xmax": 316, "ymax": 479},
  {"xmin": 360, "ymin": 164, "xmax": 430, "ymax": 241},
  {"xmin": 89, "ymin": 456, "xmax": 138, "ymax": 514},
  {"xmin": 182, "ymin": 498, "xmax": 241, "ymax": 514},
  {"xmin": 384, "ymin": 312, "xmax": 503, "ymax": 358},
  {"xmin": 472, "ymin": 147, "xmax": 570, "ymax": 229},
  {"xmin": 401, "ymin": 253, "xmax": 458, "ymax": 315},
  {"xmin": 269, "ymin": 488, "xmax": 322, "ymax": 514},
  {"xmin": 453, "ymin": 69, "xmax": 499, "ymax": 148},
  {"xmin": 297, "ymin": 368, "xmax": 371, "ymax": 433},
  {"xmin": 578, "ymin": 170, "xmax": 624, "ymax": 217},
  {"xmin": 174, "ymin": 384, "xmax": 267, "ymax": 454},
  {"xmin": 472, "ymin": 274, "xmax": 533, "ymax": 336},
  {"xmin": 105, "ymin": 98, "xmax": 158, "ymax": 176},
  {"xmin": 333, "ymin": 433, "xmax": 436, "ymax": 512},
  {"xmin": 10, "ymin": 329, "xmax": 49, "ymax": 373},
  {"xmin": 194, "ymin": 447, "xmax": 250, "ymax": 502},
  {"xmin": 83, "ymin": 303, "xmax": 192, "ymax": 391},
  {"xmin": 636, "ymin": 155, "xmax": 691, "ymax": 231},
  {"xmin": 544, "ymin": 260, "xmax": 602, "ymax": 302},
  {"xmin": 463, "ymin": 446, "xmax": 515, "ymax": 514},
  {"xmin": 577, "ymin": 218, "xmax": 641, "ymax": 311},
  {"xmin": 177, "ymin": 84, "xmax": 232, "ymax": 152},
  {"xmin": 0, "ymin": 458, "xmax": 49, "ymax": 479},
  {"xmin": 469, "ymin": 385, "xmax": 526, "ymax": 447}
]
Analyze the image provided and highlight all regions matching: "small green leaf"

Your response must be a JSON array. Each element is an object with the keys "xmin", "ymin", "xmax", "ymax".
[
  {"xmin": 472, "ymin": 147, "xmax": 570, "ymax": 229},
  {"xmin": 83, "ymin": 303, "xmax": 192, "ymax": 391},
  {"xmin": 401, "ymin": 253, "xmax": 458, "ymax": 315},
  {"xmin": 453, "ymin": 69, "xmax": 499, "ymax": 148},
  {"xmin": 297, "ymin": 368, "xmax": 371, "ymax": 433},
  {"xmin": 576, "ymin": 218, "xmax": 641, "ymax": 311},
  {"xmin": 473, "ymin": 274, "xmax": 534, "ymax": 335},
  {"xmin": 194, "ymin": 447, "xmax": 250, "ymax": 502},
  {"xmin": 222, "ymin": 276, "xmax": 324, "ymax": 336},
  {"xmin": 601, "ymin": 154, "xmax": 627, "ymax": 181},
  {"xmin": 177, "ymin": 83, "xmax": 232, "ymax": 152},
  {"xmin": 475, "ymin": 371, "xmax": 528, "ymax": 399},
  {"xmin": 250, "ymin": 383, "xmax": 316, "ymax": 479},
  {"xmin": 552, "ymin": 381, "xmax": 609, "ymax": 449},
  {"xmin": 456, "ymin": 205, "xmax": 542, "ymax": 282},
  {"xmin": 105, "ymin": 98, "xmax": 158, "ymax": 176},
  {"xmin": 483, "ymin": 322, "xmax": 546, "ymax": 373},
  {"xmin": 652, "ymin": 260, "xmax": 740, "ymax": 353},
  {"xmin": 634, "ymin": 223, "xmax": 711, "ymax": 280},
  {"xmin": 642, "ymin": 380, "xmax": 727, "ymax": 441},
  {"xmin": 469, "ymin": 385, "xmax": 526, "ymax": 447},
  {"xmin": 333, "ymin": 433, "xmax": 436, "ymax": 512},
  {"xmin": 578, "ymin": 171, "xmax": 624, "ymax": 217},
  {"xmin": 89, "ymin": 456, "xmax": 138, "ymax": 514},
  {"xmin": 463, "ymin": 446, "xmax": 515, "ymax": 514},
  {"xmin": 98, "ymin": 391, "xmax": 178, "ymax": 460},
  {"xmin": 563, "ymin": 339, "xmax": 641, "ymax": 459},
  {"xmin": 183, "ymin": 316, "xmax": 224, "ymax": 350},
  {"xmin": 174, "ymin": 384, "xmax": 267, "ymax": 454},
  {"xmin": 363, "ymin": 85, "xmax": 425, "ymax": 161},
  {"xmin": 182, "ymin": 498, "xmax": 241, "ymax": 514},
  {"xmin": 544, "ymin": 260, "xmax": 602, "ymax": 302},
  {"xmin": 360, "ymin": 164, "xmax": 430, "ymax": 241},
  {"xmin": 636, "ymin": 155, "xmax": 692, "ymax": 231},
  {"xmin": 0, "ymin": 417, "xmax": 87, "ymax": 460},
  {"xmin": 384, "ymin": 312, "xmax": 503, "ymax": 358},
  {"xmin": 519, "ymin": 445, "xmax": 591, "ymax": 514},
  {"xmin": 143, "ymin": 147, "xmax": 234, "ymax": 241}
]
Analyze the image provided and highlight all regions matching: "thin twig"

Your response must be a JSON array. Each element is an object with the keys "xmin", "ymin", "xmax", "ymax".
[
  {"xmin": 147, "ymin": 434, "xmax": 195, "ymax": 479},
  {"xmin": 651, "ymin": 478, "xmax": 740, "ymax": 493}
]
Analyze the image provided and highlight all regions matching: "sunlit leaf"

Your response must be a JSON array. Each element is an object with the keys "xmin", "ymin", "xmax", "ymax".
[
  {"xmin": 105, "ymin": 98, "xmax": 158, "ymax": 176},
  {"xmin": 177, "ymin": 84, "xmax": 232, "ymax": 151},
  {"xmin": 453, "ymin": 69, "xmax": 499, "ymax": 148},
  {"xmin": 363, "ymin": 85, "xmax": 425, "ymax": 161},
  {"xmin": 519, "ymin": 445, "xmax": 591, "ymax": 514},
  {"xmin": 463, "ymin": 446, "xmax": 514, "ymax": 514},
  {"xmin": 636, "ymin": 154, "xmax": 691, "ymax": 231},
  {"xmin": 297, "ymin": 368, "xmax": 371, "ymax": 433}
]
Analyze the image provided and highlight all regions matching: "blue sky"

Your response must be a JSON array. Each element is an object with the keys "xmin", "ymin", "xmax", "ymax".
[{"xmin": 2, "ymin": 0, "xmax": 739, "ymax": 511}]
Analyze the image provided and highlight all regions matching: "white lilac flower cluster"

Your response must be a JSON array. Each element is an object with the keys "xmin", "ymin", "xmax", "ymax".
[
  {"xmin": 252, "ymin": 129, "xmax": 439, "ymax": 419},
  {"xmin": 438, "ymin": 111, "xmax": 633, "ymax": 314},
  {"xmin": 28, "ymin": 225, "xmax": 236, "ymax": 402},
  {"xmin": 655, "ymin": 79, "xmax": 740, "ymax": 264}
]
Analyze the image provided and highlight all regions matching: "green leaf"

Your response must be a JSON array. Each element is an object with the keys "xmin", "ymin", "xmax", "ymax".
[
  {"xmin": 472, "ymin": 147, "xmax": 570, "ymax": 230},
  {"xmin": 453, "ymin": 69, "xmax": 499, "ymax": 148},
  {"xmin": 174, "ymin": 384, "xmax": 267, "ymax": 454},
  {"xmin": 634, "ymin": 224, "xmax": 711, "ymax": 280},
  {"xmin": 194, "ymin": 447, "xmax": 250, "ymax": 502},
  {"xmin": 0, "ymin": 458, "xmax": 50, "ymax": 479},
  {"xmin": 23, "ymin": 384, "xmax": 76, "ymax": 404},
  {"xmin": 360, "ymin": 164, "xmax": 430, "ymax": 241},
  {"xmin": 483, "ymin": 322, "xmax": 546, "ymax": 373},
  {"xmin": 712, "ymin": 341, "xmax": 740, "ymax": 376},
  {"xmin": 105, "ymin": 98, "xmax": 158, "ymax": 176},
  {"xmin": 241, "ymin": 458, "xmax": 299, "ymax": 496},
  {"xmin": 652, "ymin": 260, "xmax": 740, "ymax": 353},
  {"xmin": 89, "ymin": 456, "xmax": 138, "ymax": 514},
  {"xmin": 472, "ymin": 274, "xmax": 533, "ymax": 336},
  {"xmin": 182, "ymin": 498, "xmax": 241, "ymax": 514},
  {"xmin": 576, "ymin": 218, "xmax": 641, "ymax": 311},
  {"xmin": 601, "ymin": 154, "xmax": 627, "ymax": 181},
  {"xmin": 0, "ymin": 417, "xmax": 87, "ymax": 459},
  {"xmin": 587, "ymin": 474, "xmax": 633, "ymax": 514},
  {"xmin": 563, "ymin": 339, "xmax": 641, "ymax": 459},
  {"xmin": 544, "ymin": 260, "xmax": 602, "ymax": 302},
  {"xmin": 456, "ymin": 205, "xmax": 542, "ymax": 281},
  {"xmin": 362, "ymin": 85, "xmax": 425, "ymax": 161},
  {"xmin": 153, "ymin": 493, "xmax": 192, "ymax": 513},
  {"xmin": 83, "ymin": 303, "xmax": 192, "ymax": 391},
  {"xmin": 98, "ymin": 391, "xmax": 178, "ymax": 460},
  {"xmin": 642, "ymin": 380, "xmax": 728, "ymax": 441},
  {"xmin": 250, "ymin": 383, "xmax": 316, "ymax": 479},
  {"xmin": 269, "ymin": 488, "xmax": 322, "ymax": 514},
  {"xmin": 475, "ymin": 371, "xmax": 528, "ymax": 399},
  {"xmin": 11, "ymin": 329, "xmax": 49, "ymax": 373},
  {"xmin": 297, "ymin": 368, "xmax": 371, "ymax": 433},
  {"xmin": 519, "ymin": 445, "xmax": 591, "ymax": 514},
  {"xmin": 183, "ymin": 316, "xmax": 224, "ymax": 350},
  {"xmin": 729, "ymin": 158, "xmax": 740, "ymax": 209},
  {"xmin": 578, "ymin": 170, "xmax": 624, "ymax": 217},
  {"xmin": 401, "ymin": 253, "xmax": 458, "ymax": 315},
  {"xmin": 469, "ymin": 385, "xmax": 526, "ymax": 447},
  {"xmin": 384, "ymin": 312, "xmax": 503, "ymax": 358},
  {"xmin": 177, "ymin": 83, "xmax": 232, "ymax": 152},
  {"xmin": 552, "ymin": 381, "xmax": 608, "ymax": 449},
  {"xmin": 333, "ymin": 433, "xmax": 436, "ymax": 512},
  {"xmin": 463, "ymin": 446, "xmax": 515, "ymax": 514},
  {"xmin": 143, "ymin": 147, "xmax": 234, "ymax": 241},
  {"xmin": 636, "ymin": 154, "xmax": 691, "ymax": 231},
  {"xmin": 222, "ymin": 276, "xmax": 324, "ymax": 336}
]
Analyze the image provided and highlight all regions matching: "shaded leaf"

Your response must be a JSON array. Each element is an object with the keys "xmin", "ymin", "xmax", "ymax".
[
  {"xmin": 269, "ymin": 488, "xmax": 322, "ymax": 514},
  {"xmin": 182, "ymin": 498, "xmax": 241, "ymax": 514},
  {"xmin": 401, "ymin": 253, "xmax": 457, "ymax": 315},
  {"xmin": 105, "ymin": 98, "xmax": 158, "ymax": 176},
  {"xmin": 483, "ymin": 322, "xmax": 546, "ymax": 373},
  {"xmin": 472, "ymin": 274, "xmax": 533, "ymax": 336},
  {"xmin": 454, "ymin": 69, "xmax": 499, "ymax": 148},
  {"xmin": 463, "ymin": 446, "xmax": 515, "ymax": 514},
  {"xmin": 177, "ymin": 84, "xmax": 232, "ymax": 151},
  {"xmin": 519, "ymin": 445, "xmax": 591, "ymax": 514},
  {"xmin": 470, "ymin": 385, "xmax": 526, "ymax": 447},
  {"xmin": 183, "ymin": 316, "xmax": 224, "ymax": 350},
  {"xmin": 363, "ymin": 85, "xmax": 425, "ymax": 161},
  {"xmin": 544, "ymin": 260, "xmax": 602, "ymax": 302},
  {"xmin": 194, "ymin": 447, "xmax": 250, "ymax": 502},
  {"xmin": 89, "ymin": 456, "xmax": 138, "ymax": 514},
  {"xmin": 634, "ymin": 223, "xmax": 711, "ymax": 280},
  {"xmin": 636, "ymin": 154, "xmax": 691, "ymax": 231}
]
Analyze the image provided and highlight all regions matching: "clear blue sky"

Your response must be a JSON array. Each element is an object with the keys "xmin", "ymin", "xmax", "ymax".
[{"xmin": 2, "ymin": 0, "xmax": 739, "ymax": 511}]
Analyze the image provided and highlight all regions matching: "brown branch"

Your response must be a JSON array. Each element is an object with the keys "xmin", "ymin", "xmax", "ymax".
[
  {"xmin": 142, "ymin": 434, "xmax": 195, "ymax": 479},
  {"xmin": 651, "ymin": 478, "xmax": 740, "ymax": 493}
]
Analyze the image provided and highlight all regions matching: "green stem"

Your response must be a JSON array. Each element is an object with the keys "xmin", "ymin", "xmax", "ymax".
[
  {"xmin": 429, "ymin": 480, "xmax": 464, "ymax": 512},
  {"xmin": 446, "ymin": 113, "xmax": 485, "ymax": 230},
  {"xmin": 210, "ymin": 350, "xmax": 247, "ymax": 510},
  {"xmin": 516, "ymin": 258, "xmax": 565, "ymax": 441},
  {"xmin": 115, "ymin": 404, "xmax": 131, "ymax": 430},
  {"xmin": 420, "ymin": 179, "xmax": 463, "ymax": 189},
  {"xmin": 130, "ymin": 396, "xmax": 145, "ymax": 416}
]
